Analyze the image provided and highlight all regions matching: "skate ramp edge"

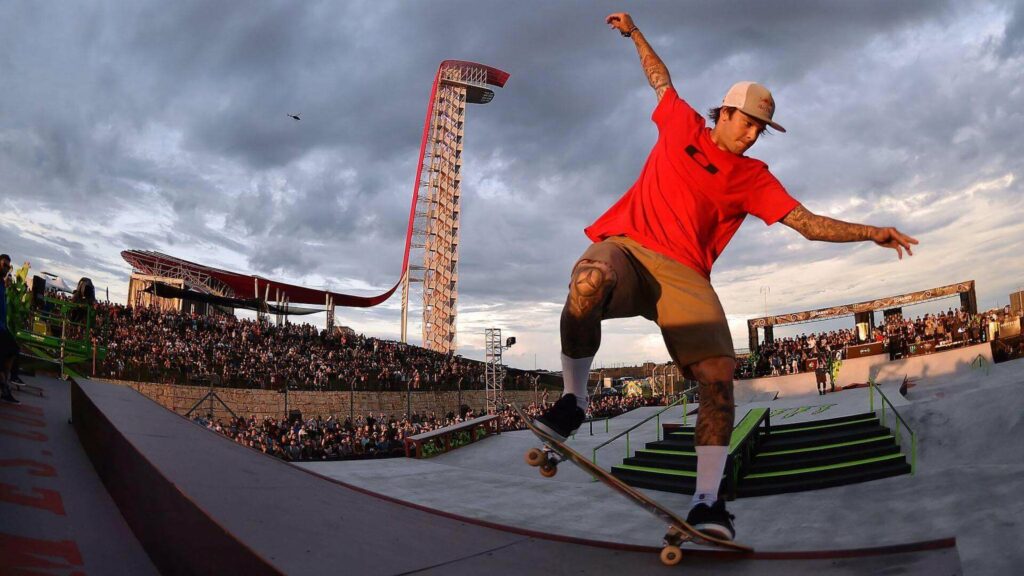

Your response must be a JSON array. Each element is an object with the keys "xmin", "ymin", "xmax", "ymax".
[{"xmin": 69, "ymin": 377, "xmax": 962, "ymax": 575}]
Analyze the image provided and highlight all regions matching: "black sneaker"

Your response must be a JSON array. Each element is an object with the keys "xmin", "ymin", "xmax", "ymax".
[
  {"xmin": 686, "ymin": 499, "xmax": 735, "ymax": 541},
  {"xmin": 1, "ymin": 393, "xmax": 19, "ymax": 404},
  {"xmin": 533, "ymin": 394, "xmax": 586, "ymax": 441}
]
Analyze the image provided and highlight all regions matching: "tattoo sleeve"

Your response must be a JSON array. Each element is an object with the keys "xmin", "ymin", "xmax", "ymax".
[
  {"xmin": 781, "ymin": 204, "xmax": 876, "ymax": 243},
  {"xmin": 629, "ymin": 30, "xmax": 672, "ymax": 101}
]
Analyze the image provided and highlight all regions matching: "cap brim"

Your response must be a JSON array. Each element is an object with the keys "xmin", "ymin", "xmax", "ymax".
[
  {"xmin": 741, "ymin": 107, "xmax": 786, "ymax": 133},
  {"xmin": 745, "ymin": 110, "xmax": 786, "ymax": 133}
]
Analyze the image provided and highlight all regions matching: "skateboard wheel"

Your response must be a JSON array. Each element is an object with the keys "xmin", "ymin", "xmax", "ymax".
[
  {"xmin": 539, "ymin": 462, "xmax": 558, "ymax": 478},
  {"xmin": 660, "ymin": 545, "xmax": 683, "ymax": 566},
  {"xmin": 525, "ymin": 448, "xmax": 546, "ymax": 467}
]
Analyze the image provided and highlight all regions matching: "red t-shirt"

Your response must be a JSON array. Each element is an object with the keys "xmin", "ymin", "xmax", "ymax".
[{"xmin": 585, "ymin": 87, "xmax": 799, "ymax": 278}]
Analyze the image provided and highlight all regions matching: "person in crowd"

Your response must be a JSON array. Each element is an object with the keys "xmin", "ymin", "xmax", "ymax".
[
  {"xmin": 814, "ymin": 360, "xmax": 828, "ymax": 396},
  {"xmin": 0, "ymin": 254, "xmax": 21, "ymax": 404}
]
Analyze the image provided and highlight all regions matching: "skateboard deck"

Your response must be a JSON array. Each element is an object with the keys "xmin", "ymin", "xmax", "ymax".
[{"xmin": 511, "ymin": 403, "xmax": 752, "ymax": 565}]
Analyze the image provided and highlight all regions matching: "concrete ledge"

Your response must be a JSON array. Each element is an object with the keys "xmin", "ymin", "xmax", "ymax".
[
  {"xmin": 71, "ymin": 378, "xmax": 282, "ymax": 576},
  {"xmin": 404, "ymin": 414, "xmax": 500, "ymax": 458}
]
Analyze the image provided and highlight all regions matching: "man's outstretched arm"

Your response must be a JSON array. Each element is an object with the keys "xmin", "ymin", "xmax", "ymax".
[
  {"xmin": 606, "ymin": 13, "xmax": 673, "ymax": 101},
  {"xmin": 781, "ymin": 204, "xmax": 920, "ymax": 259}
]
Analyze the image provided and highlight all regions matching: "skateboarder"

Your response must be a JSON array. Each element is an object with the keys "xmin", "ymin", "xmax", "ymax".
[{"xmin": 535, "ymin": 12, "xmax": 918, "ymax": 541}]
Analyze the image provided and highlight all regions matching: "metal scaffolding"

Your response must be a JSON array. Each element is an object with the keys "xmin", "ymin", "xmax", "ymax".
[
  {"xmin": 401, "ymin": 61, "xmax": 508, "ymax": 354},
  {"xmin": 484, "ymin": 328, "xmax": 506, "ymax": 414},
  {"xmin": 122, "ymin": 250, "xmax": 234, "ymax": 298}
]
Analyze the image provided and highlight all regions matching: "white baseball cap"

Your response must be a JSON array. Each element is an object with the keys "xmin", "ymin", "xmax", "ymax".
[{"xmin": 721, "ymin": 81, "xmax": 786, "ymax": 133}]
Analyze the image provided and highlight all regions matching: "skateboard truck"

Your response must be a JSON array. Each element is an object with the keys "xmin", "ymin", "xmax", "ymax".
[
  {"xmin": 525, "ymin": 446, "xmax": 564, "ymax": 478},
  {"xmin": 661, "ymin": 526, "xmax": 686, "ymax": 565}
]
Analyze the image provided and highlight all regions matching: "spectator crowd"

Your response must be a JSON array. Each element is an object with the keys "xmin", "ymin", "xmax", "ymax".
[
  {"xmin": 95, "ymin": 303, "xmax": 490, "ymax": 391},
  {"xmin": 82, "ymin": 302, "xmax": 671, "ymax": 463},
  {"xmin": 739, "ymin": 306, "xmax": 1021, "ymax": 379},
  {"xmin": 198, "ymin": 393, "xmax": 666, "ymax": 463}
]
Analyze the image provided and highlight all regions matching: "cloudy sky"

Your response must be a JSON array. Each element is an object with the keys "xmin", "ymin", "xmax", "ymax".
[{"xmin": 1, "ymin": 1, "xmax": 1022, "ymax": 371}]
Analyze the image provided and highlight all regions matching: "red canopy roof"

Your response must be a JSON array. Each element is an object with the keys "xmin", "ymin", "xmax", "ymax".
[{"xmin": 122, "ymin": 250, "xmax": 395, "ymax": 307}]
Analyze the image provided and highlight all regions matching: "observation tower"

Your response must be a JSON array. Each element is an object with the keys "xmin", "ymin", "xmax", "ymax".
[{"xmin": 400, "ymin": 60, "xmax": 509, "ymax": 354}]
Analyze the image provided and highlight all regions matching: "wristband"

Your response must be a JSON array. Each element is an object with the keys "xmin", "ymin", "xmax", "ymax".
[{"xmin": 622, "ymin": 27, "xmax": 638, "ymax": 38}]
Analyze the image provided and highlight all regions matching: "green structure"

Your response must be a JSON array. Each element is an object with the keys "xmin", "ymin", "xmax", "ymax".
[{"xmin": 7, "ymin": 264, "xmax": 106, "ymax": 374}]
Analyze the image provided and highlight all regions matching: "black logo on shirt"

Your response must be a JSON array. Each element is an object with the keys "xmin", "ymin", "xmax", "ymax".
[{"xmin": 685, "ymin": 145, "xmax": 718, "ymax": 175}]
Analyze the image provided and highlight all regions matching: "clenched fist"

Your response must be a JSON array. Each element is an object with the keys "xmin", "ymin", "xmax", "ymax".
[{"xmin": 606, "ymin": 13, "xmax": 637, "ymax": 36}]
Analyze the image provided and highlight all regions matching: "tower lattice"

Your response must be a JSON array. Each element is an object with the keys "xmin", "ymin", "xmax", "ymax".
[{"xmin": 400, "ymin": 61, "xmax": 509, "ymax": 354}]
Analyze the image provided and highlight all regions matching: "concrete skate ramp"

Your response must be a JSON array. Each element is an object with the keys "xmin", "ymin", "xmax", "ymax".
[
  {"xmin": 733, "ymin": 388, "xmax": 778, "ymax": 404},
  {"xmin": 68, "ymin": 378, "xmax": 960, "ymax": 575}
]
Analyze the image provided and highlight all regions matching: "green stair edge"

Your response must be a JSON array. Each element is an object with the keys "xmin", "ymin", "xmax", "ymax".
[
  {"xmin": 615, "ymin": 409, "xmax": 767, "ymax": 477},
  {"xmin": 663, "ymin": 408, "xmax": 766, "ymax": 452},
  {"xmin": 743, "ymin": 452, "xmax": 907, "ymax": 479},
  {"xmin": 638, "ymin": 448, "xmax": 697, "ymax": 457},
  {"xmin": 669, "ymin": 413, "xmax": 875, "ymax": 440},
  {"xmin": 770, "ymin": 416, "xmax": 878, "ymax": 435},
  {"xmin": 612, "ymin": 464, "xmax": 699, "ymax": 478},
  {"xmin": 614, "ymin": 452, "xmax": 908, "ymax": 482},
  {"xmin": 758, "ymin": 435, "xmax": 895, "ymax": 457}
]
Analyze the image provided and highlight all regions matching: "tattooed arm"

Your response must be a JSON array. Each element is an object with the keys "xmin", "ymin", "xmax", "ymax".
[
  {"xmin": 606, "ymin": 13, "xmax": 673, "ymax": 101},
  {"xmin": 781, "ymin": 204, "xmax": 920, "ymax": 259}
]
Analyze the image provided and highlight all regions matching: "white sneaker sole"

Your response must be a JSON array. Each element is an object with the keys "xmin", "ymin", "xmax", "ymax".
[{"xmin": 694, "ymin": 522, "xmax": 735, "ymax": 541}]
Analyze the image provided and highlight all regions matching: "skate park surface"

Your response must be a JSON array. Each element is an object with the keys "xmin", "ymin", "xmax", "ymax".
[
  {"xmin": 2, "ymin": 344, "xmax": 1018, "ymax": 574},
  {"xmin": 303, "ymin": 344, "xmax": 1019, "ymax": 574}
]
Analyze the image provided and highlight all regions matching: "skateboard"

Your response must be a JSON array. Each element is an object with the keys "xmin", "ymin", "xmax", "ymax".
[{"xmin": 511, "ymin": 403, "xmax": 752, "ymax": 566}]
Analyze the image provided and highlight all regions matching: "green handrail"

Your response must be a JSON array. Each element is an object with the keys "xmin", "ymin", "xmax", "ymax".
[
  {"xmin": 592, "ymin": 385, "xmax": 698, "ymax": 468},
  {"xmin": 868, "ymin": 377, "xmax": 917, "ymax": 474},
  {"xmin": 724, "ymin": 408, "xmax": 771, "ymax": 499},
  {"xmin": 970, "ymin": 354, "xmax": 990, "ymax": 376}
]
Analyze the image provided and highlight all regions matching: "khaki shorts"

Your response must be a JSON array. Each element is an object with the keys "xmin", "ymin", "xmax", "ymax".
[{"xmin": 572, "ymin": 236, "xmax": 735, "ymax": 369}]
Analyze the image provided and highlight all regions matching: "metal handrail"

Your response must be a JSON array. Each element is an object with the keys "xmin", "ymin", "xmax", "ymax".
[
  {"xmin": 585, "ymin": 416, "xmax": 611, "ymax": 436},
  {"xmin": 868, "ymin": 377, "xmax": 917, "ymax": 474},
  {"xmin": 592, "ymin": 385, "xmax": 698, "ymax": 467}
]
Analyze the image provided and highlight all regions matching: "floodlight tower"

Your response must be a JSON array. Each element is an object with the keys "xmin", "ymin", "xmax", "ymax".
[
  {"xmin": 400, "ymin": 60, "xmax": 509, "ymax": 354},
  {"xmin": 484, "ymin": 328, "xmax": 516, "ymax": 414}
]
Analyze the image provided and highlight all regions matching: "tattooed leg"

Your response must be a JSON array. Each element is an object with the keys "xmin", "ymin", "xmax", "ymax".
[
  {"xmin": 560, "ymin": 259, "xmax": 616, "ymax": 359},
  {"xmin": 690, "ymin": 356, "xmax": 736, "ymax": 446}
]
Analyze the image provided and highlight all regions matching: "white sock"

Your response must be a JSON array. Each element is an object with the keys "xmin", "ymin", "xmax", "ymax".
[
  {"xmin": 561, "ymin": 353, "xmax": 593, "ymax": 411},
  {"xmin": 690, "ymin": 445, "xmax": 728, "ymax": 508}
]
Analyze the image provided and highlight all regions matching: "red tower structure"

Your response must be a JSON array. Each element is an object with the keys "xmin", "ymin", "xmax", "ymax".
[{"xmin": 400, "ymin": 61, "xmax": 509, "ymax": 354}]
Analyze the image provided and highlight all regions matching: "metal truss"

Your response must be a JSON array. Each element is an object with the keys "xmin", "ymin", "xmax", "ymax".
[
  {"xmin": 121, "ymin": 250, "xmax": 233, "ymax": 297},
  {"xmin": 484, "ymin": 328, "xmax": 506, "ymax": 414},
  {"xmin": 401, "ymin": 61, "xmax": 506, "ymax": 354}
]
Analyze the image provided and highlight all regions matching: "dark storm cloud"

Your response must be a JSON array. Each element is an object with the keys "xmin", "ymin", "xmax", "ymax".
[
  {"xmin": 999, "ymin": 1, "xmax": 1024, "ymax": 57},
  {"xmin": 0, "ymin": 0, "xmax": 1021, "ymax": 356}
]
